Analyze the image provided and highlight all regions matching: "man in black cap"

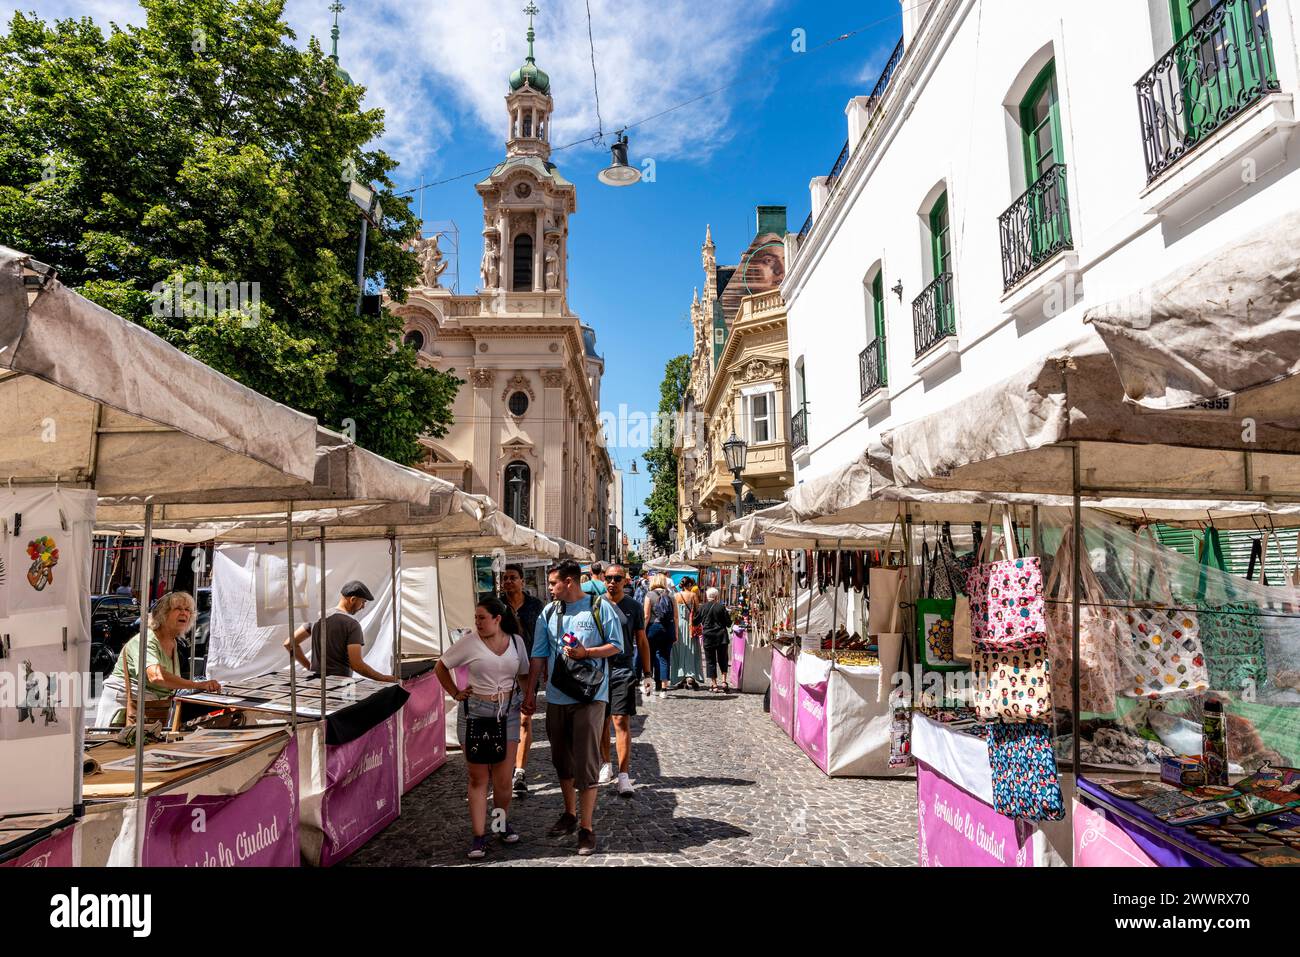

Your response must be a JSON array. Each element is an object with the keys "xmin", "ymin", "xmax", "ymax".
[{"xmin": 285, "ymin": 580, "xmax": 397, "ymax": 682}]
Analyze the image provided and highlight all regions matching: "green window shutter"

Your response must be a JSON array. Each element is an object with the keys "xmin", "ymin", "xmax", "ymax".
[
  {"xmin": 871, "ymin": 272, "xmax": 886, "ymax": 342},
  {"xmin": 1019, "ymin": 60, "xmax": 1062, "ymax": 187},
  {"xmin": 929, "ymin": 192, "xmax": 950, "ymax": 280},
  {"xmin": 1169, "ymin": 0, "xmax": 1277, "ymax": 144}
]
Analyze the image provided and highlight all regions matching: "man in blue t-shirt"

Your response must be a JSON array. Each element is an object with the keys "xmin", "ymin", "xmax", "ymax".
[{"xmin": 523, "ymin": 559, "xmax": 623, "ymax": 856}]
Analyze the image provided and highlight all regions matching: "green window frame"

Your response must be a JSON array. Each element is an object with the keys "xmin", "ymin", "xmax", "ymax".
[
  {"xmin": 928, "ymin": 192, "xmax": 951, "ymax": 281},
  {"xmin": 1170, "ymin": 0, "xmax": 1277, "ymax": 141},
  {"xmin": 1019, "ymin": 61, "xmax": 1063, "ymax": 188},
  {"xmin": 866, "ymin": 270, "xmax": 887, "ymax": 387}
]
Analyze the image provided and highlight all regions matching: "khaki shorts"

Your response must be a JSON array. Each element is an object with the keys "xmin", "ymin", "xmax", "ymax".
[{"xmin": 545, "ymin": 700, "xmax": 605, "ymax": 790}]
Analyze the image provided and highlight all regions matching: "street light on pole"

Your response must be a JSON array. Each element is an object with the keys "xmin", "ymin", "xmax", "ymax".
[
  {"xmin": 723, "ymin": 432, "xmax": 748, "ymax": 522},
  {"xmin": 347, "ymin": 178, "xmax": 384, "ymax": 316}
]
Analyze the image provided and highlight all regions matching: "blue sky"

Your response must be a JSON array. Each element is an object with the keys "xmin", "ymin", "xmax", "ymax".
[{"xmin": 13, "ymin": 0, "xmax": 905, "ymax": 545}]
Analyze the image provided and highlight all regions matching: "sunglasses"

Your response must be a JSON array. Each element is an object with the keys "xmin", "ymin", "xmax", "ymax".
[{"xmin": 606, "ymin": 575, "xmax": 626, "ymax": 582}]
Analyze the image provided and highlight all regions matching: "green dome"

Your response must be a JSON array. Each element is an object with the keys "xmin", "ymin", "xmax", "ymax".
[{"xmin": 509, "ymin": 57, "xmax": 550, "ymax": 95}]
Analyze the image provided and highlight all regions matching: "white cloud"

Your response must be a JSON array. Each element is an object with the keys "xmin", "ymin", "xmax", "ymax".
[{"xmin": 12, "ymin": 0, "xmax": 782, "ymax": 172}]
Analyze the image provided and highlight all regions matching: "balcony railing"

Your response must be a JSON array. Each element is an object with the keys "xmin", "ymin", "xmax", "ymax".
[
  {"xmin": 791, "ymin": 405, "xmax": 809, "ymax": 451},
  {"xmin": 1136, "ymin": 0, "xmax": 1278, "ymax": 183},
  {"xmin": 912, "ymin": 273, "xmax": 956, "ymax": 357},
  {"xmin": 859, "ymin": 338, "xmax": 887, "ymax": 400},
  {"xmin": 998, "ymin": 163, "xmax": 1073, "ymax": 292}
]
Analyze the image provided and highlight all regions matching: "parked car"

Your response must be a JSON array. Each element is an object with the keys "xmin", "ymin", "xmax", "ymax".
[{"xmin": 89, "ymin": 594, "xmax": 140, "ymax": 677}]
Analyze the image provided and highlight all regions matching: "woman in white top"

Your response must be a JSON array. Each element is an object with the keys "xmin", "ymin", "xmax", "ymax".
[{"xmin": 435, "ymin": 596, "xmax": 529, "ymax": 859}]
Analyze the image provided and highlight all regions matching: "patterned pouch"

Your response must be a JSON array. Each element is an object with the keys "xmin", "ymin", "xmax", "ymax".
[
  {"xmin": 1121, "ymin": 527, "xmax": 1209, "ymax": 699},
  {"xmin": 987, "ymin": 721, "xmax": 1066, "ymax": 822},
  {"xmin": 1197, "ymin": 528, "xmax": 1268, "ymax": 694},
  {"xmin": 972, "ymin": 635, "xmax": 1053, "ymax": 722},
  {"xmin": 966, "ymin": 508, "xmax": 1045, "ymax": 650}
]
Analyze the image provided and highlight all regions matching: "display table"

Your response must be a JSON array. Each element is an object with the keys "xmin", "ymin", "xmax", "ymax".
[
  {"xmin": 82, "ymin": 731, "xmax": 292, "ymax": 801},
  {"xmin": 1074, "ymin": 777, "xmax": 1259, "ymax": 868},
  {"xmin": 792, "ymin": 652, "xmax": 908, "ymax": 778},
  {"xmin": 912, "ymin": 715, "xmax": 1069, "ymax": 866},
  {"xmin": 770, "ymin": 648, "xmax": 796, "ymax": 738},
  {"xmin": 400, "ymin": 668, "xmax": 447, "ymax": 793},
  {"xmin": 728, "ymin": 627, "xmax": 771, "ymax": 694},
  {"xmin": 299, "ymin": 714, "xmax": 400, "ymax": 867}
]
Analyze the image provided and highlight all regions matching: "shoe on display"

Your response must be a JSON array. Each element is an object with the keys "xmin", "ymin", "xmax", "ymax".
[
  {"xmin": 467, "ymin": 835, "xmax": 489, "ymax": 859},
  {"xmin": 616, "ymin": 773, "xmax": 634, "ymax": 798},
  {"xmin": 577, "ymin": 827, "xmax": 597, "ymax": 856},
  {"xmin": 548, "ymin": 811, "xmax": 578, "ymax": 837},
  {"xmin": 512, "ymin": 768, "xmax": 527, "ymax": 796},
  {"xmin": 598, "ymin": 762, "xmax": 614, "ymax": 785}
]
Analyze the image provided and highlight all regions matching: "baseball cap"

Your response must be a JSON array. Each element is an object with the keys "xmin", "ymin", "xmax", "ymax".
[{"xmin": 340, "ymin": 580, "xmax": 375, "ymax": 601}]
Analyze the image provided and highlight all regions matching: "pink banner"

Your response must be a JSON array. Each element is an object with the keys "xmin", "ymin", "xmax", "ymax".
[
  {"xmin": 917, "ymin": 760, "xmax": 1034, "ymax": 867},
  {"xmin": 402, "ymin": 670, "xmax": 447, "ymax": 793},
  {"xmin": 770, "ymin": 650, "xmax": 795, "ymax": 738},
  {"xmin": 1073, "ymin": 799, "xmax": 1159, "ymax": 867},
  {"xmin": 320, "ymin": 716, "xmax": 399, "ymax": 866},
  {"xmin": 0, "ymin": 824, "xmax": 74, "ymax": 867},
  {"xmin": 140, "ymin": 737, "xmax": 299, "ymax": 867},
  {"xmin": 729, "ymin": 629, "xmax": 746, "ymax": 689},
  {"xmin": 794, "ymin": 679, "xmax": 829, "ymax": 774}
]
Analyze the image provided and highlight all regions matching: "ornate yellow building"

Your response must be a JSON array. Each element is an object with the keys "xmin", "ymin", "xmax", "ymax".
[
  {"xmin": 676, "ymin": 209, "xmax": 794, "ymax": 543},
  {"xmin": 391, "ymin": 13, "xmax": 614, "ymax": 552}
]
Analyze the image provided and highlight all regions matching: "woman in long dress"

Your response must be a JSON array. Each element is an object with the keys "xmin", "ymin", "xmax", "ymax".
[{"xmin": 670, "ymin": 577, "xmax": 705, "ymax": 690}]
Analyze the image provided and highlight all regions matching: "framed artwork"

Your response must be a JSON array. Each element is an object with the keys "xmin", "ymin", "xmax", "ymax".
[
  {"xmin": 3, "ymin": 644, "xmax": 71, "ymax": 740},
  {"xmin": 8, "ymin": 530, "xmax": 67, "ymax": 616}
]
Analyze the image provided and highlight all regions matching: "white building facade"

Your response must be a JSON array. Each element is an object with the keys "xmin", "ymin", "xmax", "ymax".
[{"xmin": 784, "ymin": 0, "xmax": 1300, "ymax": 481}]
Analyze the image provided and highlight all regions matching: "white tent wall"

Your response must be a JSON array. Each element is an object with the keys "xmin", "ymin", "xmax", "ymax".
[
  {"xmin": 789, "ymin": 584, "xmax": 849, "ymax": 640},
  {"xmin": 399, "ymin": 550, "xmax": 475, "ymax": 657},
  {"xmin": 0, "ymin": 487, "xmax": 95, "ymax": 816},
  {"xmin": 208, "ymin": 540, "xmax": 396, "ymax": 683}
]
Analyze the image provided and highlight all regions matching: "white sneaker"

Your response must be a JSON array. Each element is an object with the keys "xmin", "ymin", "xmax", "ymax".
[
  {"xmin": 657, "ymin": 690, "xmax": 666, "ymax": 699},
  {"xmin": 598, "ymin": 762, "xmax": 614, "ymax": 786},
  {"xmin": 616, "ymin": 773, "xmax": 634, "ymax": 798}
]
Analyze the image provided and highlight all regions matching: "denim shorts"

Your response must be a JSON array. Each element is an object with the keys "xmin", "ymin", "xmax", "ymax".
[{"xmin": 456, "ymin": 688, "xmax": 523, "ymax": 748}]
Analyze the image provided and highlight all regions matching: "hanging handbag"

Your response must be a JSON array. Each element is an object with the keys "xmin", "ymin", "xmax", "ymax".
[
  {"xmin": 966, "ymin": 507, "xmax": 1046, "ymax": 650},
  {"xmin": 987, "ymin": 721, "xmax": 1066, "ymax": 822},
  {"xmin": 952, "ymin": 596, "xmax": 973, "ymax": 661},
  {"xmin": 1120, "ymin": 528, "xmax": 1209, "ymax": 699},
  {"xmin": 916, "ymin": 529, "xmax": 963, "ymax": 672},
  {"xmin": 971, "ymin": 635, "xmax": 1053, "ymax": 723},
  {"xmin": 1043, "ymin": 525, "xmax": 1124, "ymax": 716},
  {"xmin": 1196, "ymin": 527, "xmax": 1268, "ymax": 695},
  {"xmin": 868, "ymin": 515, "xmax": 907, "ymax": 635},
  {"xmin": 464, "ymin": 635, "xmax": 525, "ymax": 764}
]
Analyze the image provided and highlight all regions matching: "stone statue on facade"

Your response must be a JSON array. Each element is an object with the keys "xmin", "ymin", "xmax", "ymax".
[
  {"xmin": 480, "ymin": 233, "xmax": 500, "ymax": 290},
  {"xmin": 544, "ymin": 236, "xmax": 560, "ymax": 291},
  {"xmin": 414, "ymin": 234, "xmax": 448, "ymax": 288}
]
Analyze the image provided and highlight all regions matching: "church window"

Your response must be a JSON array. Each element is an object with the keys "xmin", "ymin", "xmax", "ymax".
[
  {"xmin": 403, "ymin": 329, "xmax": 425, "ymax": 352},
  {"xmin": 513, "ymin": 234, "xmax": 534, "ymax": 291},
  {"xmin": 522, "ymin": 112, "xmax": 533, "ymax": 137},
  {"xmin": 509, "ymin": 391, "xmax": 530, "ymax": 417}
]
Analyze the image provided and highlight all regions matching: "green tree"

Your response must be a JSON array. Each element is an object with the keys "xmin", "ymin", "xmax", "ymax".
[
  {"xmin": 0, "ymin": 0, "xmax": 460, "ymax": 464},
  {"xmin": 641, "ymin": 354, "xmax": 690, "ymax": 551}
]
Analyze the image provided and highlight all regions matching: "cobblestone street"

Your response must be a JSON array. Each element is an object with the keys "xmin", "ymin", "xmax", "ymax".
[{"xmin": 349, "ymin": 688, "xmax": 918, "ymax": 867}]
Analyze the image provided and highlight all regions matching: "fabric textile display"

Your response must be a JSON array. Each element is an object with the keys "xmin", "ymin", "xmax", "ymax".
[
  {"xmin": 987, "ymin": 721, "xmax": 1066, "ymax": 822},
  {"xmin": 1121, "ymin": 529, "xmax": 1208, "ymax": 700},
  {"xmin": 1043, "ymin": 525, "xmax": 1124, "ymax": 715},
  {"xmin": 971, "ymin": 636, "xmax": 1053, "ymax": 723},
  {"xmin": 966, "ymin": 509, "xmax": 1045, "ymax": 651},
  {"xmin": 1196, "ymin": 526, "xmax": 1268, "ymax": 695}
]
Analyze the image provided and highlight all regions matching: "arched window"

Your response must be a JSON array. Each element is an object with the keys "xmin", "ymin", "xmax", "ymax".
[
  {"xmin": 504, "ymin": 461, "xmax": 531, "ymax": 527},
  {"xmin": 522, "ymin": 112, "xmax": 533, "ymax": 137},
  {"xmin": 403, "ymin": 329, "xmax": 425, "ymax": 352},
  {"xmin": 513, "ymin": 234, "xmax": 534, "ymax": 291}
]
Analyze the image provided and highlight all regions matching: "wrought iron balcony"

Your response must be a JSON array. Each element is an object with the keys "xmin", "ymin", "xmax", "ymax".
[
  {"xmin": 998, "ymin": 163, "xmax": 1073, "ymax": 292},
  {"xmin": 859, "ymin": 338, "xmax": 887, "ymax": 400},
  {"xmin": 1136, "ymin": 0, "xmax": 1278, "ymax": 183},
  {"xmin": 912, "ymin": 273, "xmax": 956, "ymax": 358},
  {"xmin": 791, "ymin": 404, "xmax": 809, "ymax": 451}
]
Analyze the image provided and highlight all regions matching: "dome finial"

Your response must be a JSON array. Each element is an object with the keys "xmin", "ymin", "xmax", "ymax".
[
  {"xmin": 329, "ymin": 0, "xmax": 344, "ymax": 63},
  {"xmin": 510, "ymin": 2, "xmax": 551, "ymax": 94},
  {"xmin": 524, "ymin": 1, "xmax": 538, "ymax": 61}
]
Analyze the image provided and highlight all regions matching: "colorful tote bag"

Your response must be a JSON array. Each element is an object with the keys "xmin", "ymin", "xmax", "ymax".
[
  {"xmin": 972, "ymin": 635, "xmax": 1053, "ymax": 722},
  {"xmin": 1196, "ymin": 527, "xmax": 1268, "ymax": 695},
  {"xmin": 916, "ymin": 535, "xmax": 963, "ymax": 672},
  {"xmin": 966, "ymin": 509, "xmax": 1045, "ymax": 650},
  {"xmin": 987, "ymin": 721, "xmax": 1066, "ymax": 822},
  {"xmin": 1121, "ymin": 529, "xmax": 1209, "ymax": 699},
  {"xmin": 1043, "ymin": 526, "xmax": 1124, "ymax": 716}
]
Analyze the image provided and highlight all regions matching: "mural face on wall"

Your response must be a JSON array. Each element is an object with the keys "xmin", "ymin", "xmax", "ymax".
[{"xmin": 739, "ymin": 240, "xmax": 787, "ymax": 294}]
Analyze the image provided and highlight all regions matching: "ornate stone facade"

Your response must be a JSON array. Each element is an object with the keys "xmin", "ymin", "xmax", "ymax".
[
  {"xmin": 676, "ymin": 209, "xmax": 794, "ymax": 541},
  {"xmin": 389, "ymin": 16, "xmax": 614, "ymax": 554}
]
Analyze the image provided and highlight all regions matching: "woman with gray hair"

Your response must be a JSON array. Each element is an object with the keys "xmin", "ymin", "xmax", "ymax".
[
  {"xmin": 94, "ymin": 591, "xmax": 221, "ymax": 726},
  {"xmin": 698, "ymin": 587, "xmax": 733, "ymax": 693}
]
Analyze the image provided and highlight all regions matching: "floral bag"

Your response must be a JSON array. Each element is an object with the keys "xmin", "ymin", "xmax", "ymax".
[
  {"xmin": 966, "ymin": 508, "xmax": 1045, "ymax": 650},
  {"xmin": 987, "ymin": 721, "xmax": 1065, "ymax": 822},
  {"xmin": 1121, "ymin": 529, "xmax": 1208, "ymax": 699},
  {"xmin": 1043, "ymin": 526, "xmax": 1124, "ymax": 716},
  {"xmin": 971, "ymin": 635, "xmax": 1053, "ymax": 723}
]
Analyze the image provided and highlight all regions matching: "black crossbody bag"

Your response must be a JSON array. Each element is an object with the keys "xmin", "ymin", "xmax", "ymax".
[
  {"xmin": 546, "ymin": 599, "xmax": 609, "ymax": 704},
  {"xmin": 465, "ymin": 635, "xmax": 525, "ymax": 765}
]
